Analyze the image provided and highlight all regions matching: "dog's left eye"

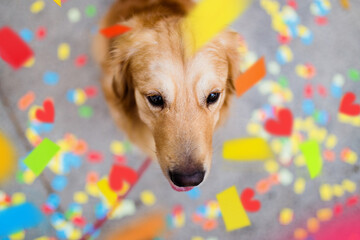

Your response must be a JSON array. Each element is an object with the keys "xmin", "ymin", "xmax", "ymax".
[
  {"xmin": 206, "ymin": 92, "xmax": 220, "ymax": 105},
  {"xmin": 147, "ymin": 95, "xmax": 164, "ymax": 108}
]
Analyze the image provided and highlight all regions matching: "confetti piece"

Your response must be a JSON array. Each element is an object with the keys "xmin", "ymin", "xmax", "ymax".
[
  {"xmin": 78, "ymin": 105, "xmax": 93, "ymax": 118},
  {"xmin": 36, "ymin": 26, "xmax": 47, "ymax": 40},
  {"xmin": 300, "ymin": 140, "xmax": 323, "ymax": 179},
  {"xmin": 108, "ymin": 164, "xmax": 138, "ymax": 191},
  {"xmin": 0, "ymin": 131, "xmax": 16, "ymax": 184},
  {"xmin": 110, "ymin": 140, "xmax": 125, "ymax": 155},
  {"xmin": 294, "ymin": 228, "xmax": 308, "ymax": 240},
  {"xmin": 68, "ymin": 8, "xmax": 81, "ymax": 23},
  {"xmin": 86, "ymin": 151, "xmax": 103, "ymax": 163},
  {"xmin": 74, "ymin": 191, "xmax": 88, "ymax": 204},
  {"xmin": 186, "ymin": 187, "xmax": 201, "ymax": 199},
  {"xmin": 57, "ymin": 43, "xmax": 70, "ymax": 60},
  {"xmin": 240, "ymin": 188, "xmax": 261, "ymax": 212},
  {"xmin": 140, "ymin": 190, "xmax": 156, "ymax": 206},
  {"xmin": 53, "ymin": 0, "xmax": 61, "ymax": 7},
  {"xmin": 0, "ymin": 26, "xmax": 34, "ymax": 69},
  {"xmin": 30, "ymin": 0, "xmax": 45, "ymax": 13},
  {"xmin": 0, "ymin": 202, "xmax": 44, "ymax": 237},
  {"xmin": 319, "ymin": 184, "xmax": 332, "ymax": 201},
  {"xmin": 216, "ymin": 186, "xmax": 251, "ymax": 231},
  {"xmin": 35, "ymin": 98, "xmax": 55, "ymax": 123},
  {"xmin": 339, "ymin": 0, "xmax": 350, "ymax": 9},
  {"xmin": 342, "ymin": 179, "xmax": 356, "ymax": 193},
  {"xmin": 294, "ymin": 178, "xmax": 306, "ymax": 194},
  {"xmin": 97, "ymin": 177, "xmax": 118, "ymax": 206},
  {"xmin": 339, "ymin": 92, "xmax": 360, "ymax": 116},
  {"xmin": 265, "ymin": 108, "xmax": 293, "ymax": 136},
  {"xmin": 85, "ymin": 5, "xmax": 97, "ymax": 17},
  {"xmin": 23, "ymin": 138, "xmax": 60, "ymax": 177},
  {"xmin": 18, "ymin": 91, "xmax": 35, "ymax": 110},
  {"xmin": 181, "ymin": 0, "xmax": 252, "ymax": 53},
  {"xmin": 75, "ymin": 54, "xmax": 87, "ymax": 67},
  {"xmin": 316, "ymin": 208, "xmax": 332, "ymax": 221},
  {"xmin": 235, "ymin": 57, "xmax": 266, "ymax": 97},
  {"xmin": 222, "ymin": 137, "xmax": 273, "ymax": 160},
  {"xmin": 100, "ymin": 25, "xmax": 132, "ymax": 38},
  {"xmin": 20, "ymin": 28, "xmax": 34, "ymax": 43},
  {"xmin": 279, "ymin": 208, "xmax": 293, "ymax": 225},
  {"xmin": 51, "ymin": 175, "xmax": 68, "ymax": 191},
  {"xmin": 43, "ymin": 71, "xmax": 59, "ymax": 85}
]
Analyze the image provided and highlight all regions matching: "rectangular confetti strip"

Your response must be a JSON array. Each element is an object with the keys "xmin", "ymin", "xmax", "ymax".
[
  {"xmin": 100, "ymin": 25, "xmax": 132, "ymax": 38},
  {"xmin": 300, "ymin": 140, "xmax": 323, "ymax": 179},
  {"xmin": 0, "ymin": 202, "xmax": 44, "ymax": 237},
  {"xmin": 216, "ymin": 185, "xmax": 251, "ymax": 231},
  {"xmin": 235, "ymin": 56, "xmax": 266, "ymax": 97},
  {"xmin": 223, "ymin": 137, "xmax": 273, "ymax": 160},
  {"xmin": 181, "ymin": 0, "xmax": 252, "ymax": 53},
  {"xmin": 0, "ymin": 26, "xmax": 34, "ymax": 69},
  {"xmin": 97, "ymin": 177, "xmax": 118, "ymax": 206},
  {"xmin": 23, "ymin": 138, "xmax": 60, "ymax": 176}
]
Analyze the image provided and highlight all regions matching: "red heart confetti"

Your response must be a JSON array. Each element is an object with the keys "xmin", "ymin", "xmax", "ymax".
[
  {"xmin": 240, "ymin": 188, "xmax": 261, "ymax": 212},
  {"xmin": 35, "ymin": 98, "xmax": 55, "ymax": 123},
  {"xmin": 339, "ymin": 92, "xmax": 360, "ymax": 116},
  {"xmin": 108, "ymin": 164, "xmax": 138, "ymax": 191},
  {"xmin": 265, "ymin": 108, "xmax": 293, "ymax": 136}
]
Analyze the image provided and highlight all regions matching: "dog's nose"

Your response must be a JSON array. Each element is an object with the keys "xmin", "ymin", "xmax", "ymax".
[{"xmin": 169, "ymin": 170, "xmax": 205, "ymax": 187}]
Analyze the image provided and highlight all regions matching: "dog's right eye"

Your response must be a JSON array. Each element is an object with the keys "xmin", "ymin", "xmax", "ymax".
[{"xmin": 147, "ymin": 95, "xmax": 164, "ymax": 108}]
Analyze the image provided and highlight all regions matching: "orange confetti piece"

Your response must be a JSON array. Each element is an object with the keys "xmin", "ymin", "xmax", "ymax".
[
  {"xmin": 339, "ymin": 0, "xmax": 349, "ymax": 9},
  {"xmin": 17, "ymin": 91, "xmax": 35, "ymax": 111},
  {"xmin": 100, "ymin": 25, "xmax": 131, "ymax": 38},
  {"xmin": 256, "ymin": 179, "xmax": 271, "ymax": 194},
  {"xmin": 235, "ymin": 56, "xmax": 266, "ymax": 97}
]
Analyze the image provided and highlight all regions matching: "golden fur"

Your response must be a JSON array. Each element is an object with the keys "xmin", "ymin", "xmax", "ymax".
[{"xmin": 93, "ymin": 0, "xmax": 241, "ymax": 188}]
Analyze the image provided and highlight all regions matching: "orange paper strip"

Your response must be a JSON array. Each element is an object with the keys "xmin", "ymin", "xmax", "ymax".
[
  {"xmin": 100, "ymin": 25, "xmax": 132, "ymax": 38},
  {"xmin": 235, "ymin": 56, "xmax": 266, "ymax": 97}
]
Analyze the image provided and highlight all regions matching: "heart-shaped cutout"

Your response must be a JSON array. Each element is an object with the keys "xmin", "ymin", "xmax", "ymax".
[
  {"xmin": 264, "ymin": 108, "xmax": 293, "ymax": 136},
  {"xmin": 109, "ymin": 164, "xmax": 138, "ymax": 191},
  {"xmin": 240, "ymin": 188, "xmax": 261, "ymax": 212},
  {"xmin": 35, "ymin": 98, "xmax": 55, "ymax": 123},
  {"xmin": 339, "ymin": 92, "xmax": 360, "ymax": 116}
]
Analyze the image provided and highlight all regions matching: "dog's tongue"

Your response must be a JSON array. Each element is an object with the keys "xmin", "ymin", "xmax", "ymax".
[{"xmin": 169, "ymin": 182, "xmax": 194, "ymax": 192}]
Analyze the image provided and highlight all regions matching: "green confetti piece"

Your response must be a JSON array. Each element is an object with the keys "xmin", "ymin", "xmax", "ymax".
[
  {"xmin": 300, "ymin": 140, "xmax": 323, "ymax": 179},
  {"xmin": 78, "ymin": 105, "xmax": 93, "ymax": 118},
  {"xmin": 85, "ymin": 5, "xmax": 97, "ymax": 18},
  {"xmin": 16, "ymin": 171, "xmax": 24, "ymax": 183},
  {"xmin": 278, "ymin": 76, "xmax": 288, "ymax": 88},
  {"xmin": 348, "ymin": 69, "xmax": 360, "ymax": 82},
  {"xmin": 23, "ymin": 138, "xmax": 60, "ymax": 177},
  {"xmin": 123, "ymin": 140, "xmax": 132, "ymax": 152}
]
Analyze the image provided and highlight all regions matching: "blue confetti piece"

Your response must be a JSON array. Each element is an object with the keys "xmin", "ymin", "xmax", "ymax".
[
  {"xmin": 30, "ymin": 122, "xmax": 53, "ymax": 135},
  {"xmin": 51, "ymin": 175, "xmax": 68, "ymax": 192},
  {"xmin": 47, "ymin": 193, "xmax": 61, "ymax": 209},
  {"xmin": 43, "ymin": 71, "xmax": 60, "ymax": 85},
  {"xmin": 63, "ymin": 153, "xmax": 82, "ymax": 168},
  {"xmin": 51, "ymin": 212, "xmax": 64, "ymax": 224},
  {"xmin": 56, "ymin": 229, "xmax": 67, "ymax": 240},
  {"xmin": 331, "ymin": 84, "xmax": 342, "ymax": 98},
  {"xmin": 186, "ymin": 187, "xmax": 201, "ymax": 199},
  {"xmin": 0, "ymin": 202, "xmax": 44, "ymax": 237},
  {"xmin": 302, "ymin": 99, "xmax": 315, "ymax": 115},
  {"xmin": 84, "ymin": 223, "xmax": 101, "ymax": 239},
  {"xmin": 301, "ymin": 32, "xmax": 313, "ymax": 45},
  {"xmin": 197, "ymin": 205, "xmax": 207, "ymax": 216},
  {"xmin": 19, "ymin": 28, "xmax": 34, "ymax": 43},
  {"xmin": 95, "ymin": 202, "xmax": 107, "ymax": 219},
  {"xmin": 66, "ymin": 89, "xmax": 76, "ymax": 103}
]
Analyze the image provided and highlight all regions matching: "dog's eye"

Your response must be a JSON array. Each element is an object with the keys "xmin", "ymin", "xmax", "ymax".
[
  {"xmin": 147, "ymin": 95, "xmax": 164, "ymax": 108},
  {"xmin": 206, "ymin": 92, "xmax": 220, "ymax": 105}
]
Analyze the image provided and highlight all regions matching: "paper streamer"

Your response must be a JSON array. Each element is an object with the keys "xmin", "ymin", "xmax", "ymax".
[{"xmin": 300, "ymin": 140, "xmax": 323, "ymax": 179}]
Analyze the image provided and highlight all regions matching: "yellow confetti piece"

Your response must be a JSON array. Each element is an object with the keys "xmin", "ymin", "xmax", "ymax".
[
  {"xmin": 270, "ymin": 139, "xmax": 282, "ymax": 155},
  {"xmin": 69, "ymin": 229, "xmax": 81, "ymax": 240},
  {"xmin": 264, "ymin": 159, "xmax": 279, "ymax": 173},
  {"xmin": 192, "ymin": 237, "xmax": 204, "ymax": 240},
  {"xmin": 73, "ymin": 191, "xmax": 88, "ymax": 204},
  {"xmin": 75, "ymin": 89, "xmax": 87, "ymax": 106},
  {"xmin": 279, "ymin": 208, "xmax": 294, "ymax": 225},
  {"xmin": 342, "ymin": 179, "xmax": 356, "ymax": 193},
  {"xmin": 316, "ymin": 208, "xmax": 332, "ymax": 221},
  {"xmin": 307, "ymin": 217, "xmax": 319, "ymax": 233},
  {"xmin": 181, "ymin": 0, "xmax": 252, "ymax": 54},
  {"xmin": 53, "ymin": 0, "xmax": 61, "ymax": 7},
  {"xmin": 23, "ymin": 169, "xmax": 36, "ymax": 184},
  {"xmin": 9, "ymin": 231, "xmax": 25, "ymax": 240},
  {"xmin": 140, "ymin": 190, "xmax": 156, "ymax": 206},
  {"xmin": 325, "ymin": 134, "xmax": 337, "ymax": 149},
  {"xmin": 97, "ymin": 177, "xmax": 117, "ymax": 206},
  {"xmin": 30, "ymin": 0, "xmax": 45, "ymax": 13},
  {"xmin": 294, "ymin": 154, "xmax": 306, "ymax": 167},
  {"xmin": 86, "ymin": 183, "xmax": 100, "ymax": 197},
  {"xmin": 11, "ymin": 192, "xmax": 26, "ymax": 205},
  {"xmin": 0, "ymin": 131, "xmax": 16, "ymax": 184},
  {"xmin": 332, "ymin": 184, "xmax": 344, "ymax": 197},
  {"xmin": 23, "ymin": 57, "xmax": 35, "ymax": 68},
  {"xmin": 58, "ymin": 43, "xmax": 70, "ymax": 60},
  {"xmin": 294, "ymin": 178, "xmax": 306, "ymax": 195},
  {"xmin": 294, "ymin": 228, "xmax": 308, "ymax": 240},
  {"xmin": 223, "ymin": 138, "xmax": 273, "ymax": 160},
  {"xmin": 246, "ymin": 122, "xmax": 261, "ymax": 135},
  {"xmin": 319, "ymin": 184, "xmax": 333, "ymax": 201},
  {"xmin": 110, "ymin": 140, "xmax": 125, "ymax": 155},
  {"xmin": 216, "ymin": 185, "xmax": 251, "ymax": 231}
]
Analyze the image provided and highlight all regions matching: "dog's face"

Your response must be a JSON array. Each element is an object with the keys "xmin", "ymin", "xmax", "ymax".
[{"xmin": 109, "ymin": 20, "xmax": 240, "ymax": 191}]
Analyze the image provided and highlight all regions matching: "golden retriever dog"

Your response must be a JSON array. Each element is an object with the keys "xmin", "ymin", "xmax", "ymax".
[{"xmin": 93, "ymin": 0, "xmax": 241, "ymax": 191}]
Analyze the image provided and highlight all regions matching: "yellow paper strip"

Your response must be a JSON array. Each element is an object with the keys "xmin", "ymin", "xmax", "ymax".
[
  {"xmin": 53, "ymin": 0, "xmax": 61, "ymax": 7},
  {"xmin": 181, "ymin": 0, "xmax": 252, "ymax": 53},
  {"xmin": 216, "ymin": 185, "xmax": 251, "ymax": 231},
  {"xmin": 223, "ymin": 137, "xmax": 273, "ymax": 160}
]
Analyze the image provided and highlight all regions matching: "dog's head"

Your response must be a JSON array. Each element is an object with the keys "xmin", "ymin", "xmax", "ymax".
[{"xmin": 107, "ymin": 18, "xmax": 240, "ymax": 191}]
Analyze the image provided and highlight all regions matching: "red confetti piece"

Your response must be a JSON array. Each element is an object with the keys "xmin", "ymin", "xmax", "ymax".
[
  {"xmin": 87, "ymin": 151, "xmax": 103, "ymax": 163},
  {"xmin": 73, "ymin": 216, "xmax": 86, "ymax": 227},
  {"xmin": 278, "ymin": 34, "xmax": 291, "ymax": 44},
  {"xmin": 264, "ymin": 108, "xmax": 293, "ymax": 136},
  {"xmin": 114, "ymin": 155, "xmax": 126, "ymax": 165},
  {"xmin": 202, "ymin": 219, "xmax": 217, "ymax": 231},
  {"xmin": 333, "ymin": 203, "xmax": 343, "ymax": 216},
  {"xmin": 287, "ymin": 0, "xmax": 298, "ymax": 9},
  {"xmin": 100, "ymin": 24, "xmax": 131, "ymax": 38},
  {"xmin": 317, "ymin": 84, "xmax": 327, "ymax": 97},
  {"xmin": 108, "ymin": 164, "xmax": 138, "ymax": 191},
  {"xmin": 172, "ymin": 205, "xmax": 183, "ymax": 215},
  {"xmin": 86, "ymin": 171, "xmax": 99, "ymax": 184},
  {"xmin": 346, "ymin": 195, "xmax": 358, "ymax": 206},
  {"xmin": 41, "ymin": 204, "xmax": 55, "ymax": 215},
  {"xmin": 304, "ymin": 84, "xmax": 313, "ymax": 98},
  {"xmin": 323, "ymin": 150, "xmax": 335, "ymax": 162},
  {"xmin": 75, "ymin": 54, "xmax": 87, "ymax": 67},
  {"xmin": 339, "ymin": 92, "xmax": 360, "ymax": 116},
  {"xmin": 192, "ymin": 213, "xmax": 204, "ymax": 223},
  {"xmin": 315, "ymin": 16, "xmax": 328, "ymax": 26},
  {"xmin": 240, "ymin": 188, "xmax": 261, "ymax": 212},
  {"xmin": 35, "ymin": 98, "xmax": 55, "ymax": 123},
  {"xmin": 84, "ymin": 86, "xmax": 98, "ymax": 98},
  {"xmin": 0, "ymin": 26, "xmax": 34, "ymax": 69},
  {"xmin": 36, "ymin": 26, "xmax": 47, "ymax": 40}
]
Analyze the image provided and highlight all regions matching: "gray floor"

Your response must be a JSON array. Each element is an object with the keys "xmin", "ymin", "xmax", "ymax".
[{"xmin": 1, "ymin": 0, "xmax": 360, "ymax": 239}]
